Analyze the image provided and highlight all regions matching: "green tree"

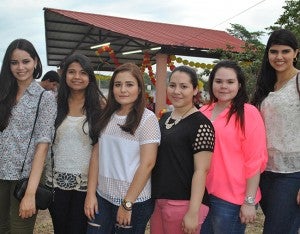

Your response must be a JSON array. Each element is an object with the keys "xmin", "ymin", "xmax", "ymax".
[
  {"xmin": 267, "ymin": 0, "xmax": 300, "ymax": 37},
  {"xmin": 267, "ymin": 0, "xmax": 300, "ymax": 68},
  {"xmin": 206, "ymin": 23, "xmax": 265, "ymax": 97}
]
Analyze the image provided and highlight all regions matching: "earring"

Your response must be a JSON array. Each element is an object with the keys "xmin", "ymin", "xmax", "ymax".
[{"xmin": 294, "ymin": 57, "xmax": 298, "ymax": 62}]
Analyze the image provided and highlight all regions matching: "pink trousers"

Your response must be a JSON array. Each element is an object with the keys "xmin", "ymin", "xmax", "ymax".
[{"xmin": 150, "ymin": 199, "xmax": 209, "ymax": 234}]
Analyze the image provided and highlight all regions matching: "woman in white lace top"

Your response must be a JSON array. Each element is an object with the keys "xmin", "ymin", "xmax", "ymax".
[
  {"xmin": 45, "ymin": 53, "xmax": 106, "ymax": 234},
  {"xmin": 252, "ymin": 29, "xmax": 300, "ymax": 234}
]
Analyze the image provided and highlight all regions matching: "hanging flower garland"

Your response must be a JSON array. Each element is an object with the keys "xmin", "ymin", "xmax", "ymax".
[
  {"xmin": 141, "ymin": 52, "xmax": 156, "ymax": 86},
  {"xmin": 169, "ymin": 55, "xmax": 214, "ymax": 70},
  {"xmin": 167, "ymin": 55, "xmax": 176, "ymax": 71},
  {"xmin": 95, "ymin": 45, "xmax": 120, "ymax": 67}
]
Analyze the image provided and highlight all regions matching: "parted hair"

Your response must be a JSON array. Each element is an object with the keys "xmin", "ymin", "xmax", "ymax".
[
  {"xmin": 95, "ymin": 63, "xmax": 146, "ymax": 135},
  {"xmin": 251, "ymin": 29, "xmax": 299, "ymax": 108},
  {"xmin": 55, "ymin": 53, "xmax": 106, "ymax": 145},
  {"xmin": 207, "ymin": 60, "xmax": 248, "ymax": 131},
  {"xmin": 0, "ymin": 38, "xmax": 42, "ymax": 131}
]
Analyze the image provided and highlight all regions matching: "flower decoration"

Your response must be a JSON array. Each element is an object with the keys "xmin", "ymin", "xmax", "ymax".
[
  {"xmin": 95, "ymin": 45, "xmax": 120, "ymax": 67},
  {"xmin": 158, "ymin": 108, "xmax": 167, "ymax": 119},
  {"xmin": 141, "ymin": 52, "xmax": 156, "ymax": 85},
  {"xmin": 167, "ymin": 55, "xmax": 176, "ymax": 71}
]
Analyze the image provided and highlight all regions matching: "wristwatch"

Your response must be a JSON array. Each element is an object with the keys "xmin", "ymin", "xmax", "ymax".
[
  {"xmin": 121, "ymin": 199, "xmax": 133, "ymax": 211},
  {"xmin": 244, "ymin": 195, "xmax": 255, "ymax": 206}
]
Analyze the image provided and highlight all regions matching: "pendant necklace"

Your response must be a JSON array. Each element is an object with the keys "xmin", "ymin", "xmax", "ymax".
[{"xmin": 165, "ymin": 106, "xmax": 194, "ymax": 129}]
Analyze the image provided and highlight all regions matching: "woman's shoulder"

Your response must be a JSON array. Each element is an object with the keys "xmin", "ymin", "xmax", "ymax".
[
  {"xmin": 243, "ymin": 103, "xmax": 264, "ymax": 129},
  {"xmin": 244, "ymin": 103, "xmax": 261, "ymax": 116},
  {"xmin": 142, "ymin": 108, "xmax": 158, "ymax": 119},
  {"xmin": 200, "ymin": 103, "xmax": 213, "ymax": 112}
]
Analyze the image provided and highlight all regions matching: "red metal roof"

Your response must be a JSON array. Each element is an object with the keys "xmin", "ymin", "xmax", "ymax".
[
  {"xmin": 44, "ymin": 8, "xmax": 244, "ymax": 71},
  {"xmin": 47, "ymin": 8, "xmax": 244, "ymax": 51}
]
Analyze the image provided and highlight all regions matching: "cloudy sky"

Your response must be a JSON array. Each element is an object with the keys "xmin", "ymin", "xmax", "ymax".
[{"xmin": 0, "ymin": 0, "xmax": 286, "ymax": 73}]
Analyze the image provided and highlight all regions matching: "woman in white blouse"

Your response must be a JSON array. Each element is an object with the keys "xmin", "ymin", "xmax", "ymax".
[{"xmin": 84, "ymin": 63, "xmax": 160, "ymax": 234}]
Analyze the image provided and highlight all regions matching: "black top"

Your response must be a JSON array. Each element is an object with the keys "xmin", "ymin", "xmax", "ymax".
[{"xmin": 152, "ymin": 111, "xmax": 215, "ymax": 201}]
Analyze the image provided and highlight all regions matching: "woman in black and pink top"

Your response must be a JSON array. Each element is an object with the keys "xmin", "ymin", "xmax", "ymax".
[{"xmin": 151, "ymin": 65, "xmax": 215, "ymax": 234}]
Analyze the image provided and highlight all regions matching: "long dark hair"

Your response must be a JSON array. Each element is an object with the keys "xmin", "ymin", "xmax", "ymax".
[
  {"xmin": 0, "ymin": 39, "xmax": 42, "ymax": 131},
  {"xmin": 95, "ymin": 63, "xmax": 146, "ymax": 135},
  {"xmin": 55, "ymin": 53, "xmax": 106, "ymax": 145},
  {"xmin": 251, "ymin": 29, "xmax": 299, "ymax": 108},
  {"xmin": 207, "ymin": 60, "xmax": 248, "ymax": 131}
]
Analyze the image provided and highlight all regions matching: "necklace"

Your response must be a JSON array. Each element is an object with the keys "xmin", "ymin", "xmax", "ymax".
[
  {"xmin": 165, "ymin": 106, "xmax": 194, "ymax": 129},
  {"xmin": 274, "ymin": 69, "xmax": 298, "ymax": 91}
]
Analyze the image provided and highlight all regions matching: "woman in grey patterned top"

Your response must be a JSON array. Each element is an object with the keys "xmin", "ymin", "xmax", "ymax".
[{"xmin": 0, "ymin": 39, "xmax": 57, "ymax": 234}]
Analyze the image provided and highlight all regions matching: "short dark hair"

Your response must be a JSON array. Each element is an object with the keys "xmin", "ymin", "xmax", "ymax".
[{"xmin": 41, "ymin": 70, "xmax": 60, "ymax": 83}]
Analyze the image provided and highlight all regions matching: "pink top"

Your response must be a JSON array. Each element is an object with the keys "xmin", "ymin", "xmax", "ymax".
[{"xmin": 200, "ymin": 103, "xmax": 267, "ymax": 205}]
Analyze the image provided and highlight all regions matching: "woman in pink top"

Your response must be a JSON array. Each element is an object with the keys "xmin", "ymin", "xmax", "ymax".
[{"xmin": 200, "ymin": 60, "xmax": 268, "ymax": 234}]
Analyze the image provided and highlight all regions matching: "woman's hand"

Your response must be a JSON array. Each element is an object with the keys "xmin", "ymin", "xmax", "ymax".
[
  {"xmin": 84, "ymin": 193, "xmax": 98, "ymax": 220},
  {"xmin": 239, "ymin": 204, "xmax": 256, "ymax": 224},
  {"xmin": 116, "ymin": 205, "xmax": 132, "ymax": 228},
  {"xmin": 19, "ymin": 193, "xmax": 36, "ymax": 219},
  {"xmin": 297, "ymin": 188, "xmax": 300, "ymax": 205},
  {"xmin": 182, "ymin": 210, "xmax": 198, "ymax": 234}
]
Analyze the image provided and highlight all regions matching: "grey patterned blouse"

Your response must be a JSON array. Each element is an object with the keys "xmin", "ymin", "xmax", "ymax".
[{"xmin": 0, "ymin": 80, "xmax": 57, "ymax": 180}]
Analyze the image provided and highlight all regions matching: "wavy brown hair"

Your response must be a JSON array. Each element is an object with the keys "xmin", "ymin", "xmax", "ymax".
[{"xmin": 95, "ymin": 63, "xmax": 146, "ymax": 135}]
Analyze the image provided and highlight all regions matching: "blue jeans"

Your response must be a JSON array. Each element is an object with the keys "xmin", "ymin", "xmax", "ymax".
[
  {"xmin": 48, "ymin": 188, "xmax": 87, "ymax": 234},
  {"xmin": 200, "ymin": 195, "xmax": 246, "ymax": 234},
  {"xmin": 86, "ymin": 194, "xmax": 154, "ymax": 234},
  {"xmin": 260, "ymin": 171, "xmax": 300, "ymax": 234}
]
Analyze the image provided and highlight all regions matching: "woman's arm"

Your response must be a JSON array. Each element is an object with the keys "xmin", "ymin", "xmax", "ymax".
[
  {"xmin": 84, "ymin": 143, "xmax": 100, "ymax": 220},
  {"xmin": 239, "ymin": 171, "xmax": 260, "ymax": 224},
  {"xmin": 182, "ymin": 151, "xmax": 212, "ymax": 233},
  {"xmin": 116, "ymin": 142, "xmax": 159, "ymax": 227},
  {"xmin": 19, "ymin": 142, "xmax": 49, "ymax": 219}
]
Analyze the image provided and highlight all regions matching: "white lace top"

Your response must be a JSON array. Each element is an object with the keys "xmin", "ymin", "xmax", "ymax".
[
  {"xmin": 46, "ymin": 115, "xmax": 92, "ymax": 191},
  {"xmin": 261, "ymin": 74, "xmax": 300, "ymax": 173}
]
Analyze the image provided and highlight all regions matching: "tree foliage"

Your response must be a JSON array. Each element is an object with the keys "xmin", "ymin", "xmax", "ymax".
[
  {"xmin": 205, "ymin": 23, "xmax": 265, "ymax": 97},
  {"xmin": 267, "ymin": 0, "xmax": 300, "ymax": 40},
  {"xmin": 202, "ymin": 1, "xmax": 300, "ymax": 96}
]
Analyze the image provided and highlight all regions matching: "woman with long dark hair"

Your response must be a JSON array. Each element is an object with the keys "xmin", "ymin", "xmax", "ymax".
[
  {"xmin": 200, "ymin": 60, "xmax": 267, "ymax": 234},
  {"xmin": 45, "ymin": 53, "xmax": 106, "ymax": 234},
  {"xmin": 252, "ymin": 29, "xmax": 300, "ymax": 234},
  {"xmin": 0, "ymin": 39, "xmax": 56, "ymax": 233}
]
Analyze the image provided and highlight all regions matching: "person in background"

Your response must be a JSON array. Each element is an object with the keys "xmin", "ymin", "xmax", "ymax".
[
  {"xmin": 45, "ymin": 53, "xmax": 106, "ymax": 234},
  {"xmin": 84, "ymin": 63, "xmax": 160, "ymax": 234},
  {"xmin": 0, "ymin": 38, "xmax": 57, "ymax": 234},
  {"xmin": 40, "ymin": 70, "xmax": 60, "ymax": 93},
  {"xmin": 151, "ymin": 65, "xmax": 215, "ymax": 234},
  {"xmin": 200, "ymin": 60, "xmax": 268, "ymax": 234},
  {"xmin": 251, "ymin": 29, "xmax": 300, "ymax": 234}
]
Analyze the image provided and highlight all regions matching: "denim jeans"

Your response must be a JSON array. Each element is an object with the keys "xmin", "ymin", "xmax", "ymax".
[
  {"xmin": 200, "ymin": 195, "xmax": 246, "ymax": 234},
  {"xmin": 48, "ymin": 188, "xmax": 87, "ymax": 234},
  {"xmin": 260, "ymin": 171, "xmax": 300, "ymax": 234},
  {"xmin": 86, "ymin": 194, "xmax": 154, "ymax": 234}
]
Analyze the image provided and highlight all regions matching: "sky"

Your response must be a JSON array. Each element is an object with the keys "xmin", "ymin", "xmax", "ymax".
[{"xmin": 0, "ymin": 0, "xmax": 287, "ymax": 74}]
